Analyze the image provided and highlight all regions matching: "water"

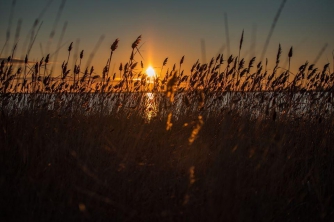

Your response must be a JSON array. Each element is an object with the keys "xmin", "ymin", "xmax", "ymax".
[{"xmin": 1, "ymin": 91, "xmax": 333, "ymax": 120}]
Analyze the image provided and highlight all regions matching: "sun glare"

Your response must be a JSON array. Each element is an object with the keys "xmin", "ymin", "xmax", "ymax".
[{"xmin": 146, "ymin": 66, "xmax": 156, "ymax": 78}]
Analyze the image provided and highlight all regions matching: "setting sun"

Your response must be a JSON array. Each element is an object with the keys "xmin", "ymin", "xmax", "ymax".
[{"xmin": 146, "ymin": 66, "xmax": 156, "ymax": 78}]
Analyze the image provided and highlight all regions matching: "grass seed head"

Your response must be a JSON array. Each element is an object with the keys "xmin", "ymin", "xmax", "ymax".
[
  {"xmin": 132, "ymin": 35, "xmax": 141, "ymax": 49},
  {"xmin": 111, "ymin": 38, "xmax": 119, "ymax": 51},
  {"xmin": 288, "ymin": 46, "xmax": 293, "ymax": 58},
  {"xmin": 80, "ymin": 50, "xmax": 84, "ymax": 59},
  {"xmin": 68, "ymin": 42, "xmax": 73, "ymax": 52}
]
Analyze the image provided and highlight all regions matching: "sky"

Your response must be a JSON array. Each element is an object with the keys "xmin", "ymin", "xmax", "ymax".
[{"xmin": 0, "ymin": 0, "xmax": 333, "ymax": 76}]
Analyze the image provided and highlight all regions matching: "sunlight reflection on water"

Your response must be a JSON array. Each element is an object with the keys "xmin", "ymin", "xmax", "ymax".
[{"xmin": 144, "ymin": 92, "xmax": 158, "ymax": 121}]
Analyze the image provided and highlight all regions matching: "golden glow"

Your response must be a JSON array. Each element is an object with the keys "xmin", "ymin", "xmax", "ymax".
[
  {"xmin": 146, "ymin": 66, "xmax": 156, "ymax": 78},
  {"xmin": 144, "ymin": 92, "xmax": 158, "ymax": 122}
]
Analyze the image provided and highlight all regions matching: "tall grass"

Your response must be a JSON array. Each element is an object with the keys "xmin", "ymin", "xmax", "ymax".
[{"xmin": 1, "ymin": 30, "xmax": 334, "ymax": 222}]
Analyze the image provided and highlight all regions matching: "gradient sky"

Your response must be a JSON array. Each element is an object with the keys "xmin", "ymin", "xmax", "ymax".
[{"xmin": 1, "ymin": 0, "xmax": 333, "ymax": 76}]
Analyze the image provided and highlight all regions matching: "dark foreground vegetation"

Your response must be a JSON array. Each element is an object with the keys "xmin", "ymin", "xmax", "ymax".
[
  {"xmin": 1, "ymin": 107, "xmax": 334, "ymax": 221},
  {"xmin": 1, "ymin": 34, "xmax": 334, "ymax": 221}
]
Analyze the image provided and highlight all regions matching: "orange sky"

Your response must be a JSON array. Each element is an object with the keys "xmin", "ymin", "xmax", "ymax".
[{"xmin": 1, "ymin": 0, "xmax": 333, "ymax": 78}]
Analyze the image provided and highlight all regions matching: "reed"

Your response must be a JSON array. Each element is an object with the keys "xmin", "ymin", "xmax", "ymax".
[{"xmin": 0, "ymin": 12, "xmax": 334, "ymax": 222}]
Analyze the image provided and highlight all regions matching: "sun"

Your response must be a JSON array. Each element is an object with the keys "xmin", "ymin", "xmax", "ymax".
[{"xmin": 146, "ymin": 66, "xmax": 156, "ymax": 78}]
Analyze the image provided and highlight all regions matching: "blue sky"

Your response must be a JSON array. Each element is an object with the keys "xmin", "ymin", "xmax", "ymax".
[{"xmin": 0, "ymin": 0, "xmax": 333, "ymax": 74}]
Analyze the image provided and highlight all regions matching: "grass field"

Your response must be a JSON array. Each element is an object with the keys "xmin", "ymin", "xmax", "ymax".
[{"xmin": 1, "ymin": 32, "xmax": 334, "ymax": 221}]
